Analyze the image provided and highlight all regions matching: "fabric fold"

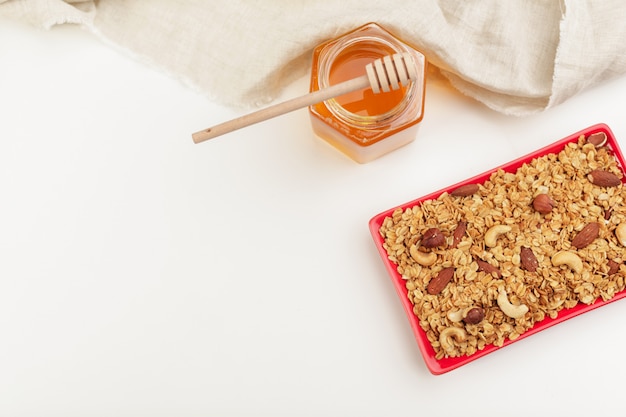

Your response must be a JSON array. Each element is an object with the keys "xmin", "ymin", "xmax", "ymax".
[{"xmin": 2, "ymin": 0, "xmax": 625, "ymax": 116}]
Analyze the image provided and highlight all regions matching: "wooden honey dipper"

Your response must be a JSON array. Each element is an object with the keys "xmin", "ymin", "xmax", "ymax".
[{"xmin": 192, "ymin": 52, "xmax": 419, "ymax": 144}]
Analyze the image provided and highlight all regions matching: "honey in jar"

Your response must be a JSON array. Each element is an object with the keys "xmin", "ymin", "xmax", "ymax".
[{"xmin": 309, "ymin": 23, "xmax": 427, "ymax": 163}]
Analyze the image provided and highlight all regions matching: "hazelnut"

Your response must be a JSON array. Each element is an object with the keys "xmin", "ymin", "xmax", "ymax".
[
  {"xmin": 532, "ymin": 193, "xmax": 555, "ymax": 214},
  {"xmin": 463, "ymin": 307, "xmax": 484, "ymax": 325}
]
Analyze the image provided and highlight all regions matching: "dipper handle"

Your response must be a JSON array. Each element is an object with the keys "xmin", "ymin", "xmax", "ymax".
[{"xmin": 192, "ymin": 52, "xmax": 418, "ymax": 144}]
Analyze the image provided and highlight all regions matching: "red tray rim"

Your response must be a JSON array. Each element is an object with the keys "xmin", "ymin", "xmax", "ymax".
[{"xmin": 368, "ymin": 123, "xmax": 626, "ymax": 375}]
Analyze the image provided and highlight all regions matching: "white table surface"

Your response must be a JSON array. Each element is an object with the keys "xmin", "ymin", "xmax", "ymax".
[{"xmin": 2, "ymin": 18, "xmax": 626, "ymax": 417}]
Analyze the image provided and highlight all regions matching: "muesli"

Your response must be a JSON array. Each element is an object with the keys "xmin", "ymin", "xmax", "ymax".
[{"xmin": 379, "ymin": 133, "xmax": 626, "ymax": 359}]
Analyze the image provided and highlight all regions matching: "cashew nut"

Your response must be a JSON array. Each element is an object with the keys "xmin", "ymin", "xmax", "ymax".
[
  {"xmin": 497, "ymin": 289, "xmax": 529, "ymax": 319},
  {"xmin": 615, "ymin": 224, "xmax": 626, "ymax": 247},
  {"xmin": 409, "ymin": 244, "xmax": 437, "ymax": 266},
  {"xmin": 439, "ymin": 327, "xmax": 467, "ymax": 353},
  {"xmin": 484, "ymin": 224, "xmax": 512, "ymax": 248},
  {"xmin": 551, "ymin": 250, "xmax": 583, "ymax": 274},
  {"xmin": 446, "ymin": 308, "xmax": 466, "ymax": 323}
]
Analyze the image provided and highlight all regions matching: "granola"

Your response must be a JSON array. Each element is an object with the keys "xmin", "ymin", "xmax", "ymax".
[{"xmin": 379, "ymin": 135, "xmax": 626, "ymax": 359}]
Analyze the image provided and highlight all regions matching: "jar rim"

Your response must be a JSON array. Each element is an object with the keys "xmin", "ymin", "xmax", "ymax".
[{"xmin": 316, "ymin": 32, "xmax": 419, "ymax": 128}]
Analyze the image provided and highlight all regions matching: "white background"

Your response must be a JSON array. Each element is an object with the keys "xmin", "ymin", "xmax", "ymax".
[{"xmin": 2, "ymin": 18, "xmax": 626, "ymax": 416}]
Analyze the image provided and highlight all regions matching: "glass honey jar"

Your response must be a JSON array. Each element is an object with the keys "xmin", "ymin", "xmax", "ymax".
[{"xmin": 309, "ymin": 23, "xmax": 427, "ymax": 163}]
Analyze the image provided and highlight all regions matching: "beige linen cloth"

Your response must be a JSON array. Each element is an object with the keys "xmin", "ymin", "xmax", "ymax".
[{"xmin": 2, "ymin": 0, "xmax": 626, "ymax": 116}]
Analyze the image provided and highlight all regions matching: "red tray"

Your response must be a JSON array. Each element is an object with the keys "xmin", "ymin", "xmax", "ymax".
[{"xmin": 369, "ymin": 123, "xmax": 626, "ymax": 375}]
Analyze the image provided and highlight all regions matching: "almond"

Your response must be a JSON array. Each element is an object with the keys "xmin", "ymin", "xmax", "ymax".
[
  {"xmin": 450, "ymin": 184, "xmax": 479, "ymax": 197},
  {"xmin": 475, "ymin": 259, "xmax": 502, "ymax": 279},
  {"xmin": 520, "ymin": 247, "xmax": 539, "ymax": 272},
  {"xmin": 421, "ymin": 227, "xmax": 445, "ymax": 248},
  {"xmin": 587, "ymin": 132, "xmax": 607, "ymax": 147},
  {"xmin": 532, "ymin": 194, "xmax": 555, "ymax": 214},
  {"xmin": 588, "ymin": 169, "xmax": 621, "ymax": 187},
  {"xmin": 571, "ymin": 222, "xmax": 600, "ymax": 249},
  {"xmin": 608, "ymin": 259, "xmax": 621, "ymax": 275},
  {"xmin": 450, "ymin": 221, "xmax": 467, "ymax": 249},
  {"xmin": 426, "ymin": 267, "xmax": 455, "ymax": 295}
]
